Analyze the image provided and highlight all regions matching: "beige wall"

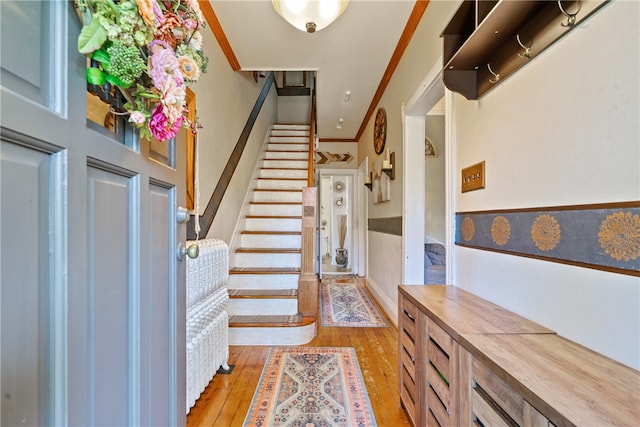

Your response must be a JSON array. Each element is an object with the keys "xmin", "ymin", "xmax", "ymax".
[
  {"xmin": 360, "ymin": 0, "xmax": 460, "ymax": 322},
  {"xmin": 191, "ymin": 26, "xmax": 277, "ymax": 243},
  {"xmin": 361, "ymin": 0, "xmax": 640, "ymax": 369}
]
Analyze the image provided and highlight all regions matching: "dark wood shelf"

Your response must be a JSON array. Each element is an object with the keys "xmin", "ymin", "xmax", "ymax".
[{"xmin": 442, "ymin": 0, "xmax": 609, "ymax": 100}]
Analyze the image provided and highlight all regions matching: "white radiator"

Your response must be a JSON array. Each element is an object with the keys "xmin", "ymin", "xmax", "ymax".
[{"xmin": 186, "ymin": 238, "xmax": 230, "ymax": 412}]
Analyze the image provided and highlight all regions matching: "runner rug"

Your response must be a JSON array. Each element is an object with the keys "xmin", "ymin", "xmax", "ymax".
[
  {"xmin": 321, "ymin": 275, "xmax": 389, "ymax": 327},
  {"xmin": 243, "ymin": 347, "xmax": 377, "ymax": 427}
]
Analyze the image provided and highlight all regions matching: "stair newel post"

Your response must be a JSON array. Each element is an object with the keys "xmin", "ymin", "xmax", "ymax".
[
  {"xmin": 298, "ymin": 79, "xmax": 318, "ymax": 324},
  {"xmin": 299, "ymin": 188, "xmax": 318, "ymax": 323}
]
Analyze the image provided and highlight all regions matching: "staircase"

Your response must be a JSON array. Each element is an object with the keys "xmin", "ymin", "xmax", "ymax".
[{"xmin": 227, "ymin": 124, "xmax": 316, "ymax": 345}]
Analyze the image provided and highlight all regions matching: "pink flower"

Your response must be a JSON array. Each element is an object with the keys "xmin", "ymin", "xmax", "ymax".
[
  {"xmin": 149, "ymin": 104, "xmax": 182, "ymax": 141},
  {"xmin": 183, "ymin": 18, "xmax": 197, "ymax": 30},
  {"xmin": 129, "ymin": 111, "xmax": 146, "ymax": 125},
  {"xmin": 148, "ymin": 40, "xmax": 183, "ymax": 90}
]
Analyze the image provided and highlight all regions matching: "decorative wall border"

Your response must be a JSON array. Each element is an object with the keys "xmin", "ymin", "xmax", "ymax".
[
  {"xmin": 455, "ymin": 202, "xmax": 640, "ymax": 277},
  {"xmin": 368, "ymin": 216, "xmax": 402, "ymax": 236}
]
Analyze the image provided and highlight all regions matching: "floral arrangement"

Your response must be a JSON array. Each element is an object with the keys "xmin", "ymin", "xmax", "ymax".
[{"xmin": 77, "ymin": 0, "xmax": 208, "ymax": 141}]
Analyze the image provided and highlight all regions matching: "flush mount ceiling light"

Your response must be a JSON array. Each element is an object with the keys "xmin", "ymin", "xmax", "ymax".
[{"xmin": 272, "ymin": 0, "xmax": 349, "ymax": 33}]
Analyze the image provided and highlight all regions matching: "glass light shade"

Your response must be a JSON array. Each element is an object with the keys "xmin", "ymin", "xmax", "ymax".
[{"xmin": 272, "ymin": 0, "xmax": 349, "ymax": 33}]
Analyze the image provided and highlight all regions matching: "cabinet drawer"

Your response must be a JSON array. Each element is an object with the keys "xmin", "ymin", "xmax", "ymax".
[
  {"xmin": 400, "ymin": 380, "xmax": 417, "ymax": 427},
  {"xmin": 400, "ymin": 299, "xmax": 418, "ymax": 340},
  {"xmin": 472, "ymin": 358, "xmax": 523, "ymax": 425},
  {"xmin": 425, "ymin": 319, "xmax": 458, "ymax": 427}
]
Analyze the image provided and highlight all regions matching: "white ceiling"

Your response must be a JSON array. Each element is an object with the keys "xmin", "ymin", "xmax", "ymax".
[{"xmin": 209, "ymin": 0, "xmax": 417, "ymax": 140}]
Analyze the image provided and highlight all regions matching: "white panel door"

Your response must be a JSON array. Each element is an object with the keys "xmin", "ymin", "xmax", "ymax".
[{"xmin": 1, "ymin": 1, "xmax": 187, "ymax": 425}]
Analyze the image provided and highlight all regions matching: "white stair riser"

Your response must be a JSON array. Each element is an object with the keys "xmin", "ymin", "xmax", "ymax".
[
  {"xmin": 235, "ymin": 252, "xmax": 300, "ymax": 268},
  {"xmin": 262, "ymin": 160, "xmax": 308, "ymax": 169},
  {"xmin": 260, "ymin": 169, "xmax": 307, "ymax": 179},
  {"xmin": 228, "ymin": 299, "xmax": 297, "ymax": 316},
  {"xmin": 273, "ymin": 124, "xmax": 309, "ymax": 131},
  {"xmin": 229, "ymin": 323, "xmax": 315, "ymax": 346},
  {"xmin": 248, "ymin": 204, "xmax": 302, "ymax": 216},
  {"xmin": 269, "ymin": 137, "xmax": 309, "ymax": 144},
  {"xmin": 228, "ymin": 274, "xmax": 299, "ymax": 289},
  {"xmin": 268, "ymin": 143, "xmax": 309, "ymax": 151},
  {"xmin": 265, "ymin": 151, "xmax": 308, "ymax": 160},
  {"xmin": 271, "ymin": 130, "xmax": 309, "ymax": 137},
  {"xmin": 256, "ymin": 179, "xmax": 306, "ymax": 190},
  {"xmin": 252, "ymin": 191, "xmax": 302, "ymax": 203},
  {"xmin": 241, "ymin": 233, "xmax": 301, "ymax": 248},
  {"xmin": 246, "ymin": 218, "xmax": 301, "ymax": 231}
]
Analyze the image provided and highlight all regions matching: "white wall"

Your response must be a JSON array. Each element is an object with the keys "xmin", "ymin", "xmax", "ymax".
[
  {"xmin": 453, "ymin": 1, "xmax": 640, "ymax": 369},
  {"xmin": 191, "ymin": 26, "xmax": 277, "ymax": 243}
]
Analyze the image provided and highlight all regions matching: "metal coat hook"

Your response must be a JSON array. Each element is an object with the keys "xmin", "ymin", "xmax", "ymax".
[
  {"xmin": 516, "ymin": 34, "xmax": 532, "ymax": 59},
  {"xmin": 558, "ymin": 0, "xmax": 581, "ymax": 27},
  {"xmin": 487, "ymin": 63, "xmax": 500, "ymax": 84}
]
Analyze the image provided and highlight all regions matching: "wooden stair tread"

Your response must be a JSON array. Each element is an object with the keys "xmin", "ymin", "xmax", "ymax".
[
  {"xmin": 253, "ymin": 188, "xmax": 302, "ymax": 192},
  {"xmin": 263, "ymin": 158, "xmax": 307, "ymax": 161},
  {"xmin": 229, "ymin": 267, "xmax": 301, "ymax": 274},
  {"xmin": 229, "ymin": 314, "xmax": 315, "ymax": 328},
  {"xmin": 266, "ymin": 149, "xmax": 308, "ymax": 152},
  {"xmin": 249, "ymin": 201, "xmax": 302, "ymax": 205},
  {"xmin": 246, "ymin": 215, "xmax": 301, "ymax": 219},
  {"xmin": 228, "ymin": 289, "xmax": 297, "ymax": 298},
  {"xmin": 260, "ymin": 167, "xmax": 308, "ymax": 171},
  {"xmin": 257, "ymin": 177, "xmax": 307, "ymax": 181},
  {"xmin": 236, "ymin": 248, "xmax": 301, "ymax": 253},
  {"xmin": 240, "ymin": 230, "xmax": 301, "ymax": 235}
]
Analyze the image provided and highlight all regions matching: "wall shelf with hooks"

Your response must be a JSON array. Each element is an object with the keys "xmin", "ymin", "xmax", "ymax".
[{"xmin": 442, "ymin": 0, "xmax": 608, "ymax": 100}]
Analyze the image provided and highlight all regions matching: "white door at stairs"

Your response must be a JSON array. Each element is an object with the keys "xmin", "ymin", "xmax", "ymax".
[{"xmin": 1, "ymin": 2, "xmax": 187, "ymax": 425}]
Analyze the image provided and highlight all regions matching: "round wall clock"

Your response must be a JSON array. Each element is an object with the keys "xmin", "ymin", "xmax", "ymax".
[{"xmin": 373, "ymin": 107, "xmax": 387, "ymax": 155}]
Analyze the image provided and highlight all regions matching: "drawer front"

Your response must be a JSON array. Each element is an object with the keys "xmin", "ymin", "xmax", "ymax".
[
  {"xmin": 472, "ymin": 358, "xmax": 523, "ymax": 426},
  {"xmin": 400, "ymin": 299, "xmax": 418, "ymax": 340},
  {"xmin": 399, "ymin": 296, "xmax": 420, "ymax": 426},
  {"xmin": 425, "ymin": 319, "xmax": 458, "ymax": 427}
]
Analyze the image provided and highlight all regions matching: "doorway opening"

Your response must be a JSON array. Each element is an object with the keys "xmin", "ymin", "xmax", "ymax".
[{"xmin": 318, "ymin": 170, "xmax": 357, "ymax": 276}]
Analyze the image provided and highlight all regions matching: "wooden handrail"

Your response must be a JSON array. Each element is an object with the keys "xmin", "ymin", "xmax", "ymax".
[{"xmin": 307, "ymin": 82, "xmax": 316, "ymax": 187}]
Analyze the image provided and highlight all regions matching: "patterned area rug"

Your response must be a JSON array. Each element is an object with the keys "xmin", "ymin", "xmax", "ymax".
[
  {"xmin": 243, "ymin": 347, "xmax": 377, "ymax": 427},
  {"xmin": 321, "ymin": 276, "xmax": 389, "ymax": 327}
]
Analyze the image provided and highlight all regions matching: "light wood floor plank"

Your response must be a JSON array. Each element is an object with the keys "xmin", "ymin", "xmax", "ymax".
[{"xmin": 187, "ymin": 279, "xmax": 411, "ymax": 426}]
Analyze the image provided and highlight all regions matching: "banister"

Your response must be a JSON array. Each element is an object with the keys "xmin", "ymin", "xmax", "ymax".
[{"xmin": 307, "ymin": 83, "xmax": 316, "ymax": 187}]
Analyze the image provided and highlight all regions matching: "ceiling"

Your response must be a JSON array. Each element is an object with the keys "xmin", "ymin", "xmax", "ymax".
[{"xmin": 208, "ymin": 1, "xmax": 420, "ymax": 141}]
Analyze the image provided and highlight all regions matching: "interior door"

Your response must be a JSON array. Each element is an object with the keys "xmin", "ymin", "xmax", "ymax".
[{"xmin": 1, "ymin": 2, "xmax": 187, "ymax": 425}]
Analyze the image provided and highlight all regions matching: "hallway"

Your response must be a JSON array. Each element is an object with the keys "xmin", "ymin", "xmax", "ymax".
[{"xmin": 186, "ymin": 279, "xmax": 410, "ymax": 426}]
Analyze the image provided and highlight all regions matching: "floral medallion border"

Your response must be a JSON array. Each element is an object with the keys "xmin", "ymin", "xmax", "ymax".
[{"xmin": 455, "ymin": 202, "xmax": 640, "ymax": 277}]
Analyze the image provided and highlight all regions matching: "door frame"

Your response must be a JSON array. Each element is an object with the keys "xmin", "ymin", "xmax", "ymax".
[
  {"xmin": 402, "ymin": 57, "xmax": 455, "ymax": 284},
  {"xmin": 317, "ymin": 168, "xmax": 359, "ymax": 276}
]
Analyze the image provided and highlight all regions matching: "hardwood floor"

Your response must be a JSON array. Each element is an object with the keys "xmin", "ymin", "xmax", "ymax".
[{"xmin": 187, "ymin": 281, "xmax": 412, "ymax": 426}]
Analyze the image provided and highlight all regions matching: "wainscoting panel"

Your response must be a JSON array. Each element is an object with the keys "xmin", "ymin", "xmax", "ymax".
[{"xmin": 455, "ymin": 202, "xmax": 640, "ymax": 276}]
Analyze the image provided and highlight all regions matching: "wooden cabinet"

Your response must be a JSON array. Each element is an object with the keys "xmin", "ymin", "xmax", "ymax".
[
  {"xmin": 460, "ymin": 333, "xmax": 640, "ymax": 427},
  {"xmin": 398, "ymin": 285, "xmax": 640, "ymax": 426},
  {"xmin": 398, "ymin": 295, "xmax": 420, "ymax": 426},
  {"xmin": 398, "ymin": 285, "xmax": 552, "ymax": 426},
  {"xmin": 442, "ymin": 0, "xmax": 608, "ymax": 99}
]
